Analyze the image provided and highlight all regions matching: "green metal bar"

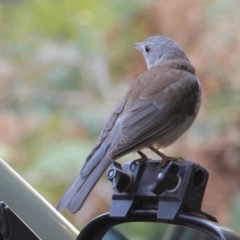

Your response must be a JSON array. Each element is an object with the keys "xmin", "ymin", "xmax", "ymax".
[{"xmin": 0, "ymin": 158, "xmax": 79, "ymax": 240}]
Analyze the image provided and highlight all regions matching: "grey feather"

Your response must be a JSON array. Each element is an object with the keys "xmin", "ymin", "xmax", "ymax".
[{"xmin": 56, "ymin": 144, "xmax": 111, "ymax": 213}]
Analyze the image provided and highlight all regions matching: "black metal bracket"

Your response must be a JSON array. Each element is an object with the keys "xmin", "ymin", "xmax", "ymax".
[
  {"xmin": 0, "ymin": 201, "xmax": 40, "ymax": 240},
  {"xmin": 107, "ymin": 159, "xmax": 216, "ymax": 222}
]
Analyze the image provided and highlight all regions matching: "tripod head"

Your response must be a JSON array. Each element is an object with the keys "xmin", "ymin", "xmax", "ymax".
[{"xmin": 107, "ymin": 159, "xmax": 214, "ymax": 221}]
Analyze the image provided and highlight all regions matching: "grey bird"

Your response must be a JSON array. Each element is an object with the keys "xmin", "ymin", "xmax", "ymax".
[{"xmin": 57, "ymin": 36, "xmax": 201, "ymax": 213}]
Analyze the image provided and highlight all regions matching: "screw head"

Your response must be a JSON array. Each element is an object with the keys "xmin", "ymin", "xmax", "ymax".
[
  {"xmin": 108, "ymin": 169, "xmax": 115, "ymax": 178},
  {"xmin": 157, "ymin": 171, "xmax": 164, "ymax": 180}
]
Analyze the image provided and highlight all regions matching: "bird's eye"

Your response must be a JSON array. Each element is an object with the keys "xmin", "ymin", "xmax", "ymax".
[{"xmin": 145, "ymin": 46, "xmax": 151, "ymax": 53}]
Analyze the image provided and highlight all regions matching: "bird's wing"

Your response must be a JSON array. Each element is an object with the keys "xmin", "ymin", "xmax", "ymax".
[{"xmin": 109, "ymin": 68, "xmax": 200, "ymax": 159}]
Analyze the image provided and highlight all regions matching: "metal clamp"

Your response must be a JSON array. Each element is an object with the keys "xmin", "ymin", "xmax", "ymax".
[{"xmin": 107, "ymin": 159, "xmax": 215, "ymax": 221}]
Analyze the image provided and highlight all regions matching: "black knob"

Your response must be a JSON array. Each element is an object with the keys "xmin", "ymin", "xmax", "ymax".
[{"xmin": 151, "ymin": 161, "xmax": 180, "ymax": 195}]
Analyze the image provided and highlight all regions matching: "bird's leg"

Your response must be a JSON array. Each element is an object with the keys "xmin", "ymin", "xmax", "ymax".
[
  {"xmin": 149, "ymin": 146, "xmax": 184, "ymax": 168},
  {"xmin": 137, "ymin": 151, "xmax": 148, "ymax": 160},
  {"xmin": 131, "ymin": 151, "xmax": 149, "ymax": 165}
]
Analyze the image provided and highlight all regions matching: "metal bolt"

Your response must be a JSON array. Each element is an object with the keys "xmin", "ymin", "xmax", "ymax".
[
  {"xmin": 157, "ymin": 172, "xmax": 164, "ymax": 180},
  {"xmin": 108, "ymin": 169, "xmax": 115, "ymax": 178}
]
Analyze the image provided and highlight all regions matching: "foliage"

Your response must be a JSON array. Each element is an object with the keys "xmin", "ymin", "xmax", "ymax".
[{"xmin": 0, "ymin": 0, "xmax": 240, "ymax": 231}]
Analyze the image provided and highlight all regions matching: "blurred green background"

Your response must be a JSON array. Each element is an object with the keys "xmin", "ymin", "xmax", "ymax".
[{"xmin": 0, "ymin": 0, "xmax": 240, "ymax": 232}]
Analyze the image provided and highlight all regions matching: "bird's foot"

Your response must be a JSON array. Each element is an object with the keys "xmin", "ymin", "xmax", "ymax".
[
  {"xmin": 132, "ymin": 151, "xmax": 149, "ymax": 165},
  {"xmin": 148, "ymin": 147, "xmax": 184, "ymax": 169}
]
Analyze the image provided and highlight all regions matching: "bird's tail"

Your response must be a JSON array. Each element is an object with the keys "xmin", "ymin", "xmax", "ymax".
[{"xmin": 56, "ymin": 144, "xmax": 111, "ymax": 213}]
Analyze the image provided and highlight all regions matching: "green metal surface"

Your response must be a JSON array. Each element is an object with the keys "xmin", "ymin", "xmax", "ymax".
[{"xmin": 0, "ymin": 158, "xmax": 79, "ymax": 240}]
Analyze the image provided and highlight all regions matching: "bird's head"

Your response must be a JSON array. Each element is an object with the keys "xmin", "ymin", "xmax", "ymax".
[{"xmin": 134, "ymin": 36, "xmax": 188, "ymax": 69}]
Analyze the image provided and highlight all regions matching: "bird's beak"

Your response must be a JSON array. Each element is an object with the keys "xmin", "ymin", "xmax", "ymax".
[{"xmin": 134, "ymin": 42, "xmax": 144, "ymax": 52}]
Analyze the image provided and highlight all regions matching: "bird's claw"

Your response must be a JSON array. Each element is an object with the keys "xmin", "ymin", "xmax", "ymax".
[
  {"xmin": 132, "ymin": 151, "xmax": 149, "ymax": 165},
  {"xmin": 157, "ymin": 156, "xmax": 184, "ymax": 169}
]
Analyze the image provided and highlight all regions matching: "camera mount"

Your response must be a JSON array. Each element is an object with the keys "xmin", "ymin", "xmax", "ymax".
[{"xmin": 107, "ymin": 159, "xmax": 215, "ymax": 221}]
